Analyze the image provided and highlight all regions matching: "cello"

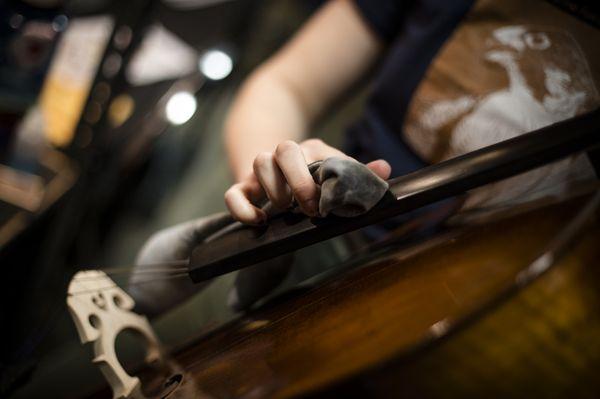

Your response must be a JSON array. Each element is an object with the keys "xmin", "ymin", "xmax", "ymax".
[{"xmin": 72, "ymin": 109, "xmax": 600, "ymax": 398}]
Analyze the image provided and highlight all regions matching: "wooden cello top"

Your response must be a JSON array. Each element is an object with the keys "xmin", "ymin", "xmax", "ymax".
[{"xmin": 147, "ymin": 192, "xmax": 600, "ymax": 399}]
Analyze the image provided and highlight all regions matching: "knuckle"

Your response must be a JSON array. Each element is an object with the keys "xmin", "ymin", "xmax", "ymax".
[
  {"xmin": 302, "ymin": 138, "xmax": 324, "ymax": 150},
  {"xmin": 275, "ymin": 140, "xmax": 299, "ymax": 157},
  {"xmin": 224, "ymin": 185, "xmax": 239, "ymax": 202},
  {"xmin": 223, "ymin": 193, "xmax": 242, "ymax": 220},
  {"xmin": 253, "ymin": 152, "xmax": 273, "ymax": 170},
  {"xmin": 223, "ymin": 190, "xmax": 234, "ymax": 204}
]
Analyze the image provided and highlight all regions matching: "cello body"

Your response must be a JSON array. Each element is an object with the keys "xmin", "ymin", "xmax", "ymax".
[{"xmin": 87, "ymin": 192, "xmax": 600, "ymax": 398}]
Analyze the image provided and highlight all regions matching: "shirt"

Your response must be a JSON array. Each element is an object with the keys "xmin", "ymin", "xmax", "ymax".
[{"xmin": 346, "ymin": 0, "xmax": 600, "ymax": 211}]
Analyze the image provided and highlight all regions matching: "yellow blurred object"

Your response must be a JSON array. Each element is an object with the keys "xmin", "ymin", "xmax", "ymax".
[
  {"xmin": 108, "ymin": 94, "xmax": 135, "ymax": 127},
  {"xmin": 39, "ymin": 16, "xmax": 113, "ymax": 147},
  {"xmin": 40, "ymin": 77, "xmax": 89, "ymax": 147}
]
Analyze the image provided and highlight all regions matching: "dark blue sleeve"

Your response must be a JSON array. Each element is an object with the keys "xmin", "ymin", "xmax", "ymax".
[{"xmin": 353, "ymin": 0, "xmax": 410, "ymax": 42}]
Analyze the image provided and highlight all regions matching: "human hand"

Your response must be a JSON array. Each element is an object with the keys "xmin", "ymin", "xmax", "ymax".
[{"xmin": 224, "ymin": 139, "xmax": 391, "ymax": 224}]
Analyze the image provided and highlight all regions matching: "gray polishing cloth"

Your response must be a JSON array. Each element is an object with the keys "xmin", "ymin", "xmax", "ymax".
[
  {"xmin": 129, "ymin": 157, "xmax": 389, "ymax": 315},
  {"xmin": 310, "ymin": 157, "xmax": 389, "ymax": 217}
]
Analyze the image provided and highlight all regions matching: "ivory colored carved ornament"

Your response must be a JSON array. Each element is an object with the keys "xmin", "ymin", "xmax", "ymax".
[{"xmin": 67, "ymin": 270, "xmax": 163, "ymax": 399}]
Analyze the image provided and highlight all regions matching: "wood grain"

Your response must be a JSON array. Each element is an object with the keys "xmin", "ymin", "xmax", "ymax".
[{"xmin": 165, "ymin": 194, "xmax": 600, "ymax": 398}]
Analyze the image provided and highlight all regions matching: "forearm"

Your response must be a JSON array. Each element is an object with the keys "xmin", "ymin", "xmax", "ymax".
[
  {"xmin": 223, "ymin": 0, "xmax": 385, "ymax": 224},
  {"xmin": 224, "ymin": 0, "xmax": 382, "ymax": 183},
  {"xmin": 225, "ymin": 67, "xmax": 312, "ymax": 182}
]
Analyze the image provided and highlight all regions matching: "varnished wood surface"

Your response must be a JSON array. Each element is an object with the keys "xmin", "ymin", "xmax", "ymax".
[
  {"xmin": 157, "ymin": 194, "xmax": 600, "ymax": 398},
  {"xmin": 86, "ymin": 194, "xmax": 600, "ymax": 398}
]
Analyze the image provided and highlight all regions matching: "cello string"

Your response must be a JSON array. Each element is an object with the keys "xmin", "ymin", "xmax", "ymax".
[
  {"xmin": 67, "ymin": 260, "xmax": 189, "ymax": 284},
  {"xmin": 71, "ymin": 266, "xmax": 189, "ymax": 282},
  {"xmin": 98, "ymin": 259, "xmax": 188, "ymax": 271},
  {"xmin": 68, "ymin": 272, "xmax": 191, "ymax": 296},
  {"xmin": 77, "ymin": 259, "xmax": 188, "ymax": 274}
]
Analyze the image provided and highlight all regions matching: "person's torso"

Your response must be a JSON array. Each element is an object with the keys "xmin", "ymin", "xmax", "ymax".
[{"xmin": 347, "ymin": 0, "xmax": 600, "ymax": 210}]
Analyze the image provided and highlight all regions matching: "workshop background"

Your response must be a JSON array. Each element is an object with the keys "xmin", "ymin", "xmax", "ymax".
[{"xmin": 0, "ymin": 0, "xmax": 369, "ymax": 397}]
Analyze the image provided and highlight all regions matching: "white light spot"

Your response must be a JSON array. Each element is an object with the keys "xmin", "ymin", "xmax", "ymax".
[
  {"xmin": 165, "ymin": 92, "xmax": 197, "ymax": 125},
  {"xmin": 52, "ymin": 14, "xmax": 69, "ymax": 32},
  {"xmin": 199, "ymin": 49, "xmax": 233, "ymax": 80},
  {"xmin": 429, "ymin": 319, "xmax": 450, "ymax": 338}
]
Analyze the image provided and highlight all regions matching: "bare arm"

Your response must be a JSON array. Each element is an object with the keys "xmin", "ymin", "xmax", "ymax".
[{"xmin": 224, "ymin": 0, "xmax": 389, "ymax": 223}]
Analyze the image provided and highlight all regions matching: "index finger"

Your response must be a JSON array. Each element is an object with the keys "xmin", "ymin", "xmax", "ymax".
[{"xmin": 224, "ymin": 180, "xmax": 267, "ymax": 225}]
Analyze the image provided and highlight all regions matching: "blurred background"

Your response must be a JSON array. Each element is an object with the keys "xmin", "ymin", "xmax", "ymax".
[{"xmin": 0, "ymin": 0, "xmax": 369, "ymax": 397}]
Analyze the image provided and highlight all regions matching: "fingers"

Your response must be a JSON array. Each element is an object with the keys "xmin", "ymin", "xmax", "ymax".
[
  {"xmin": 252, "ymin": 139, "xmax": 347, "ymax": 213},
  {"xmin": 275, "ymin": 140, "xmax": 319, "ymax": 216},
  {"xmin": 253, "ymin": 152, "xmax": 293, "ymax": 209},
  {"xmin": 366, "ymin": 159, "xmax": 392, "ymax": 180},
  {"xmin": 224, "ymin": 178, "xmax": 267, "ymax": 225},
  {"xmin": 226, "ymin": 138, "xmax": 392, "ymax": 224}
]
